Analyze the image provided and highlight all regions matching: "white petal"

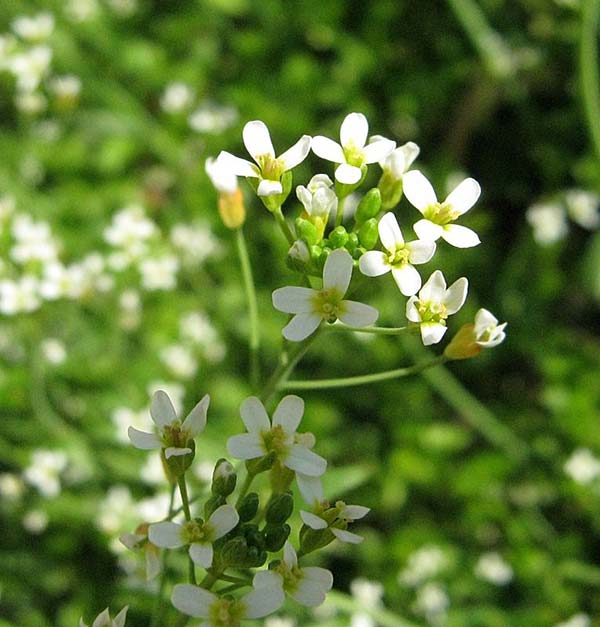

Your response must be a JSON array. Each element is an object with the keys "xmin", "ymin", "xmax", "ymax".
[
  {"xmin": 240, "ymin": 396, "xmax": 271, "ymax": 433},
  {"xmin": 227, "ymin": 433, "xmax": 265, "ymax": 459},
  {"xmin": 391, "ymin": 264, "xmax": 422, "ymax": 296},
  {"xmin": 338, "ymin": 300, "xmax": 379, "ymax": 327},
  {"xmin": 311, "ymin": 136, "xmax": 345, "ymax": 163},
  {"xmin": 282, "ymin": 313, "xmax": 322, "ymax": 342},
  {"xmin": 128, "ymin": 427, "xmax": 161, "ymax": 450},
  {"xmin": 296, "ymin": 185, "xmax": 312, "ymax": 210},
  {"xmin": 273, "ymin": 395, "xmax": 304, "ymax": 434},
  {"xmin": 283, "ymin": 540, "xmax": 298, "ymax": 568},
  {"xmin": 362, "ymin": 138, "xmax": 395, "ymax": 164},
  {"xmin": 113, "ymin": 606, "xmax": 128, "ymax": 627},
  {"xmin": 253, "ymin": 570, "xmax": 283, "ymax": 589},
  {"xmin": 92, "ymin": 610, "xmax": 110, "ymax": 627},
  {"xmin": 272, "ymin": 286, "xmax": 315, "ymax": 314},
  {"xmin": 208, "ymin": 504, "xmax": 239, "ymax": 538},
  {"xmin": 445, "ymin": 177, "xmax": 481, "ymax": 215},
  {"xmin": 216, "ymin": 151, "xmax": 259, "ymax": 178},
  {"xmin": 419, "ymin": 270, "xmax": 447, "ymax": 303},
  {"xmin": 171, "ymin": 584, "xmax": 216, "ymax": 618},
  {"xmin": 148, "ymin": 522, "xmax": 185, "ymax": 548},
  {"xmin": 331, "ymin": 528, "xmax": 364, "ymax": 544},
  {"xmin": 145, "ymin": 550, "xmax": 161, "ymax": 581},
  {"xmin": 296, "ymin": 473, "xmax": 325, "ymax": 506},
  {"xmin": 182, "ymin": 394, "xmax": 209, "ymax": 437},
  {"xmin": 340, "ymin": 505, "xmax": 370, "ymax": 520},
  {"xmin": 323, "ymin": 248, "xmax": 353, "ymax": 294},
  {"xmin": 441, "ymin": 224, "xmax": 481, "ymax": 248},
  {"xmin": 243, "ymin": 120, "xmax": 275, "ymax": 160},
  {"xmin": 335, "ymin": 163, "xmax": 362, "ymax": 185},
  {"xmin": 300, "ymin": 510, "xmax": 328, "ymax": 529},
  {"xmin": 403, "ymin": 170, "xmax": 438, "ymax": 211},
  {"xmin": 165, "ymin": 446, "xmax": 192, "ymax": 459},
  {"xmin": 241, "ymin": 584, "xmax": 285, "ymax": 619},
  {"xmin": 293, "ymin": 568, "xmax": 334, "ymax": 607},
  {"xmin": 413, "ymin": 219, "xmax": 444, "ymax": 242},
  {"xmin": 303, "ymin": 567, "xmax": 334, "ymax": 590},
  {"xmin": 340, "ymin": 112, "xmax": 368, "ymax": 149},
  {"xmin": 205, "ymin": 156, "xmax": 238, "ymax": 193},
  {"xmin": 257, "ymin": 179, "xmax": 283, "ymax": 196},
  {"xmin": 420, "ymin": 322, "xmax": 447, "ymax": 346},
  {"xmin": 189, "ymin": 542, "xmax": 213, "ymax": 568},
  {"xmin": 474, "ymin": 308, "xmax": 498, "ymax": 336},
  {"xmin": 150, "ymin": 390, "xmax": 177, "ymax": 427},
  {"xmin": 398, "ymin": 141, "xmax": 420, "ymax": 170},
  {"xmin": 405, "ymin": 296, "xmax": 421, "ymax": 323},
  {"xmin": 359, "ymin": 251, "xmax": 390, "ymax": 277},
  {"xmin": 279, "ymin": 135, "xmax": 311, "ymax": 170},
  {"xmin": 406, "ymin": 239, "xmax": 436, "ymax": 264},
  {"xmin": 378, "ymin": 212, "xmax": 404, "ymax": 253},
  {"xmin": 444, "ymin": 277, "xmax": 468, "ymax": 314},
  {"xmin": 285, "ymin": 445, "xmax": 327, "ymax": 476}
]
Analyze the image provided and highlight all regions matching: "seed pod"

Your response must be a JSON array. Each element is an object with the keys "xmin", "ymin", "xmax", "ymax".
[{"xmin": 355, "ymin": 188, "xmax": 382, "ymax": 226}]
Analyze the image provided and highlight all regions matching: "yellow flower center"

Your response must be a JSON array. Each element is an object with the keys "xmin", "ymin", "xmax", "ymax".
[
  {"xmin": 423, "ymin": 201, "xmax": 460, "ymax": 225},
  {"xmin": 418, "ymin": 300, "xmax": 448, "ymax": 325},
  {"xmin": 311, "ymin": 287, "xmax": 343, "ymax": 323},
  {"xmin": 255, "ymin": 154, "xmax": 285, "ymax": 181}
]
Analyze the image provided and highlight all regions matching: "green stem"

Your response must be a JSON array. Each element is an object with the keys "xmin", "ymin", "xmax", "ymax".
[
  {"xmin": 235, "ymin": 227, "xmax": 260, "ymax": 389},
  {"xmin": 327, "ymin": 322, "xmax": 410, "ymax": 335},
  {"xmin": 581, "ymin": 0, "xmax": 600, "ymax": 159},
  {"xmin": 217, "ymin": 583, "xmax": 248, "ymax": 594},
  {"xmin": 335, "ymin": 195, "xmax": 346, "ymax": 227},
  {"xmin": 217, "ymin": 573, "xmax": 253, "ymax": 585},
  {"xmin": 200, "ymin": 571, "xmax": 220, "ymax": 589},
  {"xmin": 273, "ymin": 206, "xmax": 295, "ymax": 244},
  {"xmin": 282, "ymin": 356, "xmax": 447, "ymax": 391},
  {"xmin": 235, "ymin": 470, "xmax": 256, "ymax": 507},
  {"xmin": 177, "ymin": 476, "xmax": 196, "ymax": 585}
]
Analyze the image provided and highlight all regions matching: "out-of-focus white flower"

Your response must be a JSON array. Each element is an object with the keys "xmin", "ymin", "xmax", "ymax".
[
  {"xmin": 10, "ymin": 213, "xmax": 58, "ymax": 265},
  {"xmin": 312, "ymin": 113, "xmax": 395, "ymax": 185},
  {"xmin": 106, "ymin": 0, "xmax": 138, "ymax": 17},
  {"xmin": 564, "ymin": 448, "xmax": 600, "ymax": 485},
  {"xmin": 8, "ymin": 45, "xmax": 52, "ymax": 92},
  {"xmin": 0, "ymin": 196, "xmax": 15, "ymax": 221},
  {"xmin": 189, "ymin": 101, "xmax": 238, "ymax": 134},
  {"xmin": 79, "ymin": 606, "xmax": 128, "ymax": 627},
  {"xmin": 0, "ymin": 276, "xmax": 40, "ymax": 315},
  {"xmin": 398, "ymin": 545, "xmax": 447, "ymax": 587},
  {"xmin": 0, "ymin": 473, "xmax": 25, "ymax": 500},
  {"xmin": 12, "ymin": 13, "xmax": 55, "ymax": 41},
  {"xmin": 139, "ymin": 255, "xmax": 179, "ymax": 291},
  {"xmin": 265, "ymin": 618, "xmax": 296, "ymax": 627},
  {"xmin": 103, "ymin": 206, "xmax": 157, "ymax": 259},
  {"xmin": 565, "ymin": 189, "xmax": 600, "ymax": 230},
  {"xmin": 349, "ymin": 578, "xmax": 384, "ymax": 627},
  {"xmin": 139, "ymin": 452, "xmax": 165, "ymax": 485},
  {"xmin": 39, "ymin": 262, "xmax": 88, "ymax": 300},
  {"xmin": 474, "ymin": 552, "xmax": 513, "ymax": 585},
  {"xmin": 170, "ymin": 222, "xmax": 221, "ymax": 265},
  {"xmin": 555, "ymin": 614, "xmax": 591, "ymax": 627},
  {"xmin": 413, "ymin": 582, "xmax": 449, "ymax": 625},
  {"xmin": 160, "ymin": 344, "xmax": 198, "ymax": 379},
  {"xmin": 49, "ymin": 74, "xmax": 82, "ymax": 100},
  {"xmin": 160, "ymin": 82, "xmax": 194, "ymax": 114},
  {"xmin": 15, "ymin": 91, "xmax": 47, "ymax": 114},
  {"xmin": 296, "ymin": 174, "xmax": 338, "ymax": 221},
  {"xmin": 112, "ymin": 406, "xmax": 151, "ymax": 445},
  {"xmin": 473, "ymin": 308, "xmax": 507, "ymax": 347},
  {"xmin": 23, "ymin": 449, "xmax": 68, "ymax": 498},
  {"xmin": 136, "ymin": 492, "xmax": 173, "ymax": 522},
  {"xmin": 23, "ymin": 509, "xmax": 48, "ymax": 534},
  {"xmin": 118, "ymin": 289, "xmax": 141, "ymax": 330},
  {"xmin": 526, "ymin": 203, "xmax": 568, "ymax": 246},
  {"xmin": 65, "ymin": 0, "xmax": 100, "ymax": 22},
  {"xmin": 40, "ymin": 338, "xmax": 67, "ymax": 364},
  {"xmin": 97, "ymin": 485, "xmax": 137, "ymax": 535}
]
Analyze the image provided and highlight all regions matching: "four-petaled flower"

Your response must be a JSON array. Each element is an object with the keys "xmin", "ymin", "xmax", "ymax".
[
  {"xmin": 377, "ymin": 139, "xmax": 420, "ymax": 181},
  {"xmin": 272, "ymin": 248, "xmax": 379, "ymax": 342},
  {"xmin": 148, "ymin": 504, "xmax": 239, "ymax": 568},
  {"xmin": 474, "ymin": 308, "xmax": 507, "ymax": 347},
  {"xmin": 359, "ymin": 212, "xmax": 436, "ymax": 296},
  {"xmin": 218, "ymin": 120, "xmax": 311, "ymax": 196},
  {"xmin": 311, "ymin": 113, "xmax": 395, "ymax": 185},
  {"xmin": 406, "ymin": 270, "xmax": 468, "ymax": 346},
  {"xmin": 79, "ymin": 607, "xmax": 128, "ymax": 627},
  {"xmin": 128, "ymin": 390, "xmax": 209, "ymax": 459},
  {"xmin": 403, "ymin": 170, "xmax": 481, "ymax": 248},
  {"xmin": 227, "ymin": 395, "xmax": 326, "ymax": 477},
  {"xmin": 296, "ymin": 174, "xmax": 338, "ymax": 220}
]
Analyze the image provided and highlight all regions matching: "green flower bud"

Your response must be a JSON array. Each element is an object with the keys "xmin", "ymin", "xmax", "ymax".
[
  {"xmin": 359, "ymin": 218, "xmax": 380, "ymax": 249},
  {"xmin": 352, "ymin": 246, "xmax": 366, "ymax": 260},
  {"xmin": 287, "ymin": 239, "xmax": 311, "ymax": 273},
  {"xmin": 299, "ymin": 525, "xmax": 334, "ymax": 555},
  {"xmin": 346, "ymin": 232, "xmax": 359, "ymax": 252},
  {"xmin": 378, "ymin": 169, "xmax": 404, "ymax": 210},
  {"xmin": 237, "ymin": 492, "xmax": 259, "ymax": 522},
  {"xmin": 161, "ymin": 442, "xmax": 195, "ymax": 479},
  {"xmin": 242, "ymin": 524, "xmax": 265, "ymax": 551},
  {"xmin": 220, "ymin": 537, "xmax": 248, "ymax": 567},
  {"xmin": 204, "ymin": 494, "xmax": 226, "ymax": 519},
  {"xmin": 245, "ymin": 546, "xmax": 267, "ymax": 567},
  {"xmin": 329, "ymin": 226, "xmax": 349, "ymax": 248},
  {"xmin": 264, "ymin": 523, "xmax": 291, "ymax": 552},
  {"xmin": 265, "ymin": 492, "xmax": 294, "ymax": 525},
  {"xmin": 211, "ymin": 459, "xmax": 237, "ymax": 497},
  {"xmin": 355, "ymin": 188, "xmax": 382, "ymax": 226},
  {"xmin": 318, "ymin": 247, "xmax": 332, "ymax": 270},
  {"xmin": 295, "ymin": 218, "xmax": 319, "ymax": 247},
  {"xmin": 245, "ymin": 451, "xmax": 277, "ymax": 475}
]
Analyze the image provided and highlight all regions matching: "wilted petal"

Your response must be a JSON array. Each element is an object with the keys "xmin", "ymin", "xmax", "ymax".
[
  {"xmin": 362, "ymin": 137, "xmax": 395, "ymax": 164},
  {"xmin": 128, "ymin": 427, "xmax": 161, "ymax": 450},
  {"xmin": 240, "ymin": 396, "xmax": 271, "ymax": 433},
  {"xmin": 146, "ymin": 550, "xmax": 161, "ymax": 581},
  {"xmin": 217, "ymin": 151, "xmax": 259, "ymax": 178},
  {"xmin": 148, "ymin": 521, "xmax": 184, "ymax": 548},
  {"xmin": 227, "ymin": 433, "xmax": 264, "ymax": 459},
  {"xmin": 205, "ymin": 157, "xmax": 238, "ymax": 194},
  {"xmin": 391, "ymin": 264, "xmax": 422, "ymax": 296},
  {"xmin": 340, "ymin": 112, "xmax": 368, "ymax": 149},
  {"xmin": 273, "ymin": 395, "xmax": 304, "ymax": 434},
  {"xmin": 403, "ymin": 170, "xmax": 438, "ymax": 211},
  {"xmin": 338, "ymin": 300, "xmax": 379, "ymax": 327},
  {"xmin": 257, "ymin": 179, "xmax": 283, "ymax": 196},
  {"xmin": 279, "ymin": 135, "xmax": 311, "ymax": 170},
  {"xmin": 282, "ymin": 313, "xmax": 322, "ymax": 342},
  {"xmin": 300, "ymin": 510, "xmax": 328, "ymax": 529},
  {"xmin": 311, "ymin": 136, "xmax": 345, "ymax": 163},
  {"xmin": 182, "ymin": 394, "xmax": 210, "ymax": 437},
  {"xmin": 444, "ymin": 277, "xmax": 468, "ymax": 314},
  {"xmin": 323, "ymin": 248, "xmax": 353, "ymax": 294},
  {"xmin": 335, "ymin": 163, "xmax": 362, "ymax": 185},
  {"xmin": 419, "ymin": 270, "xmax": 446, "ymax": 303},
  {"xmin": 359, "ymin": 251, "xmax": 389, "ymax": 277},
  {"xmin": 331, "ymin": 528, "xmax": 364, "ymax": 544},
  {"xmin": 272, "ymin": 286, "xmax": 314, "ymax": 314},
  {"xmin": 407, "ymin": 239, "xmax": 436, "ymax": 264},
  {"xmin": 208, "ymin": 504, "xmax": 239, "ymax": 538},
  {"xmin": 165, "ymin": 446, "xmax": 192, "ymax": 459},
  {"xmin": 241, "ymin": 584, "xmax": 285, "ymax": 619},
  {"xmin": 150, "ymin": 390, "xmax": 177, "ymax": 427},
  {"xmin": 189, "ymin": 542, "xmax": 213, "ymax": 568},
  {"xmin": 474, "ymin": 308, "xmax": 498, "ymax": 336},
  {"xmin": 243, "ymin": 120, "xmax": 275, "ymax": 161},
  {"xmin": 378, "ymin": 212, "xmax": 404, "ymax": 253},
  {"xmin": 420, "ymin": 322, "xmax": 447, "ymax": 346},
  {"xmin": 285, "ymin": 444, "xmax": 327, "ymax": 476},
  {"xmin": 445, "ymin": 177, "xmax": 481, "ymax": 215},
  {"xmin": 413, "ymin": 219, "xmax": 444, "ymax": 242},
  {"xmin": 283, "ymin": 540, "xmax": 298, "ymax": 568},
  {"xmin": 171, "ymin": 584, "xmax": 216, "ymax": 618},
  {"xmin": 441, "ymin": 224, "xmax": 481, "ymax": 248}
]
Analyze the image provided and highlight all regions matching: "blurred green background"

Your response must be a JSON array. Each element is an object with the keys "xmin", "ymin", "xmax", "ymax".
[{"xmin": 1, "ymin": 0, "xmax": 599, "ymax": 625}]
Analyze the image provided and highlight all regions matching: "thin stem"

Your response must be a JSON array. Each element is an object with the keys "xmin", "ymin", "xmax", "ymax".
[
  {"xmin": 282, "ymin": 356, "xmax": 447, "ymax": 391},
  {"xmin": 235, "ymin": 227, "xmax": 260, "ymax": 389},
  {"xmin": 200, "ymin": 571, "xmax": 219, "ymax": 590},
  {"xmin": 327, "ymin": 322, "xmax": 410, "ymax": 335},
  {"xmin": 177, "ymin": 476, "xmax": 196, "ymax": 585},
  {"xmin": 273, "ymin": 206, "xmax": 295, "ymax": 244},
  {"xmin": 217, "ymin": 573, "xmax": 253, "ymax": 585},
  {"xmin": 335, "ymin": 195, "xmax": 346, "ymax": 227},
  {"xmin": 217, "ymin": 583, "xmax": 248, "ymax": 594},
  {"xmin": 581, "ymin": 0, "xmax": 600, "ymax": 159},
  {"xmin": 235, "ymin": 470, "xmax": 256, "ymax": 507}
]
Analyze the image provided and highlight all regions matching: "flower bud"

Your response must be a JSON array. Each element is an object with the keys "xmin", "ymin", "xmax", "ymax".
[
  {"xmin": 237, "ymin": 492, "xmax": 259, "ymax": 522},
  {"xmin": 287, "ymin": 240, "xmax": 312, "ymax": 273},
  {"xmin": 355, "ymin": 188, "xmax": 382, "ymax": 226},
  {"xmin": 378, "ymin": 169, "xmax": 403, "ymax": 210},
  {"xmin": 264, "ymin": 523, "xmax": 291, "ymax": 552},
  {"xmin": 299, "ymin": 525, "xmax": 334, "ymax": 555},
  {"xmin": 329, "ymin": 226, "xmax": 349, "ymax": 248},
  {"xmin": 358, "ymin": 218, "xmax": 379, "ymax": 249},
  {"xmin": 218, "ymin": 189, "xmax": 245, "ymax": 229},
  {"xmin": 260, "ymin": 171, "xmax": 293, "ymax": 213},
  {"xmin": 265, "ymin": 492, "xmax": 294, "ymax": 525},
  {"xmin": 444, "ymin": 323, "xmax": 482, "ymax": 360},
  {"xmin": 211, "ymin": 459, "xmax": 237, "ymax": 497},
  {"xmin": 161, "ymin": 442, "xmax": 195, "ymax": 479},
  {"xmin": 245, "ymin": 545, "xmax": 267, "ymax": 567},
  {"xmin": 295, "ymin": 218, "xmax": 319, "ymax": 246},
  {"xmin": 221, "ymin": 536, "xmax": 248, "ymax": 567},
  {"xmin": 204, "ymin": 494, "xmax": 227, "ymax": 519}
]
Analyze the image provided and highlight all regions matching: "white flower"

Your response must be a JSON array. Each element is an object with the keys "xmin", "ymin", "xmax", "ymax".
[
  {"xmin": 147, "ymin": 381, "xmax": 185, "ymax": 414},
  {"xmin": 311, "ymin": 113, "xmax": 395, "ymax": 185},
  {"xmin": 564, "ymin": 448, "xmax": 600, "ymax": 485},
  {"xmin": 403, "ymin": 170, "xmax": 481, "ymax": 248},
  {"xmin": 189, "ymin": 101, "xmax": 238, "ymax": 134},
  {"xmin": 139, "ymin": 255, "xmax": 179, "ymax": 291},
  {"xmin": 555, "ymin": 614, "xmax": 591, "ymax": 627},
  {"xmin": 23, "ymin": 449, "xmax": 68, "ymax": 498},
  {"xmin": 0, "ymin": 473, "xmax": 24, "ymax": 500},
  {"xmin": 564, "ymin": 189, "xmax": 600, "ymax": 230},
  {"xmin": 160, "ymin": 82, "xmax": 194, "ymax": 114},
  {"xmin": 12, "ymin": 13, "xmax": 55, "ymax": 42},
  {"xmin": 103, "ymin": 205, "xmax": 156, "ymax": 258},
  {"xmin": 473, "ymin": 308, "xmax": 507, "ymax": 347},
  {"xmin": 0, "ymin": 276, "xmax": 40, "ymax": 314},
  {"xmin": 149, "ymin": 504, "xmax": 239, "ymax": 568},
  {"xmin": 398, "ymin": 545, "xmax": 447, "ymax": 587},
  {"xmin": 227, "ymin": 395, "xmax": 326, "ymax": 477},
  {"xmin": 97, "ymin": 486, "xmax": 137, "ymax": 535},
  {"xmin": 49, "ymin": 74, "xmax": 82, "ymax": 100},
  {"xmin": 218, "ymin": 120, "xmax": 311, "ymax": 196},
  {"xmin": 170, "ymin": 222, "xmax": 221, "ymax": 265},
  {"xmin": 119, "ymin": 526, "xmax": 161, "ymax": 581},
  {"xmin": 526, "ymin": 203, "xmax": 568, "ymax": 246},
  {"xmin": 359, "ymin": 212, "xmax": 436, "ymax": 296},
  {"xmin": 205, "ymin": 156, "xmax": 238, "ymax": 194},
  {"xmin": 474, "ymin": 552, "xmax": 513, "ymax": 585},
  {"xmin": 8, "ymin": 45, "xmax": 52, "ymax": 92},
  {"xmin": 160, "ymin": 344, "xmax": 198, "ymax": 379},
  {"xmin": 272, "ymin": 249, "xmax": 378, "ymax": 342},
  {"xmin": 412, "ymin": 582, "xmax": 449, "ymax": 623},
  {"xmin": 128, "ymin": 390, "xmax": 209, "ymax": 459},
  {"xmin": 406, "ymin": 270, "xmax": 468, "ymax": 346},
  {"xmin": 22, "ymin": 509, "xmax": 48, "ymax": 534},
  {"xmin": 79, "ymin": 606, "xmax": 128, "ymax": 627},
  {"xmin": 255, "ymin": 541, "xmax": 333, "ymax": 607},
  {"xmin": 41, "ymin": 338, "xmax": 67, "ymax": 364},
  {"xmin": 172, "ymin": 575, "xmax": 284, "ymax": 623},
  {"xmin": 377, "ymin": 140, "xmax": 420, "ymax": 180},
  {"xmin": 296, "ymin": 174, "xmax": 338, "ymax": 220}
]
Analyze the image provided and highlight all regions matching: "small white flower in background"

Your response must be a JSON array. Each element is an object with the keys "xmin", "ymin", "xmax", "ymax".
[
  {"xmin": 194, "ymin": 459, "xmax": 215, "ymax": 483},
  {"xmin": 555, "ymin": 614, "xmax": 591, "ymax": 627},
  {"xmin": 0, "ymin": 195, "xmax": 15, "ymax": 221},
  {"xmin": 137, "ymin": 492, "xmax": 174, "ymax": 522},
  {"xmin": 406, "ymin": 270, "xmax": 468, "ymax": 346},
  {"xmin": 189, "ymin": 101, "xmax": 238, "ymax": 134},
  {"xmin": 139, "ymin": 255, "xmax": 179, "ymax": 291},
  {"xmin": 128, "ymin": 390, "xmax": 209, "ymax": 460},
  {"xmin": 474, "ymin": 552, "xmax": 513, "ymax": 585},
  {"xmin": 526, "ymin": 203, "xmax": 568, "ymax": 246},
  {"xmin": 22, "ymin": 509, "xmax": 48, "ymax": 534},
  {"xmin": 160, "ymin": 81, "xmax": 194, "ymax": 114},
  {"xmin": 112, "ymin": 406, "xmax": 150, "ymax": 444},
  {"xmin": 474, "ymin": 308, "xmax": 507, "ymax": 348},
  {"xmin": 265, "ymin": 617, "xmax": 296, "ymax": 627},
  {"xmin": 8, "ymin": 45, "xmax": 52, "ymax": 92},
  {"xmin": 147, "ymin": 380, "xmax": 185, "ymax": 414},
  {"xmin": 12, "ymin": 12, "xmax": 55, "ymax": 41},
  {"xmin": 15, "ymin": 91, "xmax": 47, "ymax": 115},
  {"xmin": 564, "ymin": 448, "xmax": 600, "ymax": 485},
  {"xmin": 149, "ymin": 504, "xmax": 239, "ymax": 568},
  {"xmin": 227, "ymin": 395, "xmax": 326, "ymax": 477},
  {"xmin": 103, "ymin": 205, "xmax": 157, "ymax": 259},
  {"xmin": 0, "ymin": 473, "xmax": 25, "ymax": 501},
  {"xmin": 412, "ymin": 582, "xmax": 449, "ymax": 625},
  {"xmin": 79, "ymin": 606, "xmax": 128, "ymax": 627},
  {"xmin": 106, "ymin": 0, "xmax": 138, "ymax": 17},
  {"xmin": 350, "ymin": 578, "xmax": 384, "ymax": 627},
  {"xmin": 172, "ymin": 575, "xmax": 284, "ymax": 623},
  {"xmin": 312, "ymin": 113, "xmax": 395, "ymax": 185},
  {"xmin": 398, "ymin": 545, "xmax": 448, "ymax": 587},
  {"xmin": 205, "ymin": 156, "xmax": 239, "ymax": 194},
  {"xmin": 564, "ymin": 189, "xmax": 600, "ymax": 230},
  {"xmin": 180, "ymin": 311, "xmax": 218, "ymax": 346},
  {"xmin": 403, "ymin": 170, "xmax": 481, "ymax": 248},
  {"xmin": 118, "ymin": 289, "xmax": 141, "ymax": 331},
  {"xmin": 170, "ymin": 222, "xmax": 221, "ymax": 265},
  {"xmin": 218, "ymin": 120, "xmax": 311, "ymax": 196},
  {"xmin": 359, "ymin": 212, "xmax": 436, "ymax": 296},
  {"xmin": 160, "ymin": 344, "xmax": 198, "ymax": 379},
  {"xmin": 23, "ymin": 448, "xmax": 68, "ymax": 498},
  {"xmin": 97, "ymin": 485, "xmax": 137, "ymax": 535},
  {"xmin": 139, "ymin": 452, "xmax": 165, "ymax": 485},
  {"xmin": 10, "ymin": 213, "xmax": 58, "ymax": 265},
  {"xmin": 296, "ymin": 174, "xmax": 338, "ymax": 221},
  {"xmin": 273, "ymin": 248, "xmax": 379, "ymax": 342},
  {"xmin": 255, "ymin": 541, "xmax": 333, "ymax": 607},
  {"xmin": 39, "ymin": 262, "xmax": 87, "ymax": 301},
  {"xmin": 377, "ymin": 140, "xmax": 420, "ymax": 180},
  {"xmin": 0, "ymin": 276, "xmax": 40, "ymax": 315},
  {"xmin": 48, "ymin": 74, "xmax": 82, "ymax": 100},
  {"xmin": 65, "ymin": 0, "xmax": 100, "ymax": 22},
  {"xmin": 40, "ymin": 338, "xmax": 67, "ymax": 365}
]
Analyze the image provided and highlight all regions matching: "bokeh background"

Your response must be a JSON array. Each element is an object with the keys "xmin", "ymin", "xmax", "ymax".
[{"xmin": 1, "ymin": 0, "xmax": 599, "ymax": 625}]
